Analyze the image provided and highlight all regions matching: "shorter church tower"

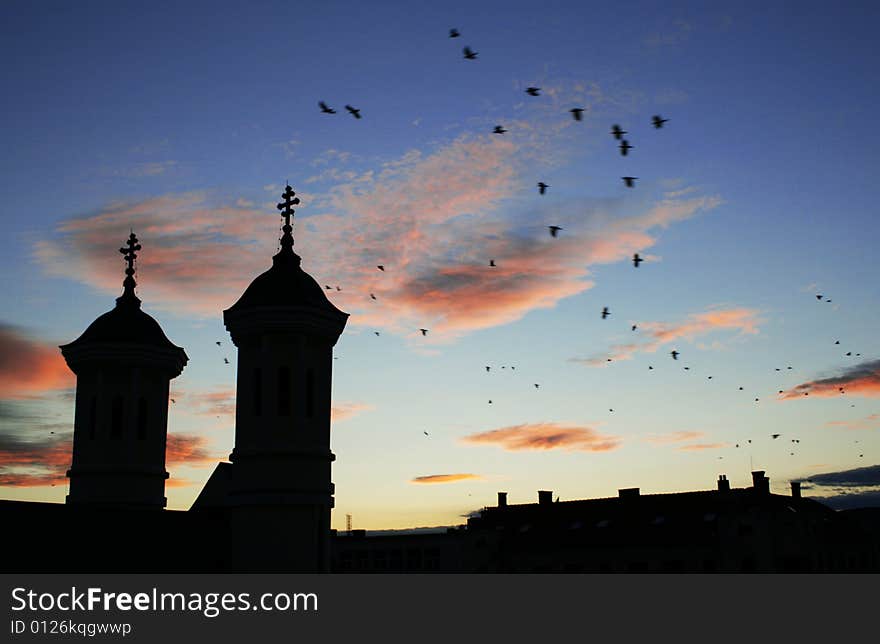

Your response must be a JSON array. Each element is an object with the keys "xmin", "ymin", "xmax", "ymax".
[{"xmin": 61, "ymin": 233, "xmax": 188, "ymax": 509}]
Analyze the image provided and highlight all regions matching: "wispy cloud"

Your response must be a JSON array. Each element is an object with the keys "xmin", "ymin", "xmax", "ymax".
[
  {"xmin": 644, "ymin": 431, "xmax": 706, "ymax": 444},
  {"xmin": 571, "ymin": 307, "xmax": 761, "ymax": 366},
  {"xmin": 0, "ymin": 324, "xmax": 73, "ymax": 398},
  {"xmin": 460, "ymin": 422, "xmax": 621, "ymax": 453},
  {"xmin": 825, "ymin": 414, "xmax": 880, "ymax": 430},
  {"xmin": 410, "ymin": 473, "xmax": 482, "ymax": 484},
  {"xmin": 331, "ymin": 402, "xmax": 373, "ymax": 422},
  {"xmin": 677, "ymin": 442, "xmax": 729, "ymax": 451},
  {"xmin": 780, "ymin": 359, "xmax": 880, "ymax": 399},
  {"xmin": 35, "ymin": 98, "xmax": 720, "ymax": 343}
]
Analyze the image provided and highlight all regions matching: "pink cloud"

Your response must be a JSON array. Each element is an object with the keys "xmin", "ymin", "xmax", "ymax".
[
  {"xmin": 0, "ymin": 325, "xmax": 73, "ymax": 398},
  {"xmin": 780, "ymin": 360, "xmax": 880, "ymax": 400},
  {"xmin": 572, "ymin": 307, "xmax": 761, "ymax": 365},
  {"xmin": 644, "ymin": 431, "xmax": 706, "ymax": 444},
  {"xmin": 331, "ymin": 402, "xmax": 373, "ymax": 422},
  {"xmin": 35, "ymin": 129, "xmax": 720, "ymax": 342},
  {"xmin": 825, "ymin": 414, "xmax": 880, "ymax": 430},
  {"xmin": 460, "ymin": 422, "xmax": 621, "ymax": 453},
  {"xmin": 677, "ymin": 442, "xmax": 730, "ymax": 451},
  {"xmin": 410, "ymin": 473, "xmax": 483, "ymax": 484}
]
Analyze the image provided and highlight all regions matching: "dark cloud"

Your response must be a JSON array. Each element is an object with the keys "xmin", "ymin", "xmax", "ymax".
[
  {"xmin": 781, "ymin": 359, "xmax": 880, "ymax": 399},
  {"xmin": 806, "ymin": 465, "xmax": 880, "ymax": 488}
]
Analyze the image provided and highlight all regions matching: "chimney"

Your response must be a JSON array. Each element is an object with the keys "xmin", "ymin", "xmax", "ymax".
[
  {"xmin": 717, "ymin": 475, "xmax": 730, "ymax": 492},
  {"xmin": 790, "ymin": 481, "xmax": 801, "ymax": 499},
  {"xmin": 497, "ymin": 492, "xmax": 508, "ymax": 507},
  {"xmin": 618, "ymin": 487, "xmax": 640, "ymax": 500},
  {"xmin": 751, "ymin": 471, "xmax": 770, "ymax": 495},
  {"xmin": 538, "ymin": 490, "xmax": 553, "ymax": 506}
]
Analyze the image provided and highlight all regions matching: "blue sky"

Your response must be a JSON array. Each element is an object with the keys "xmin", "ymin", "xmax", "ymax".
[{"xmin": 1, "ymin": 0, "xmax": 879, "ymax": 528}]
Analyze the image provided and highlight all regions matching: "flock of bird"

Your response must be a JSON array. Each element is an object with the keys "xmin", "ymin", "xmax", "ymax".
[{"xmin": 223, "ymin": 27, "xmax": 872, "ymax": 466}]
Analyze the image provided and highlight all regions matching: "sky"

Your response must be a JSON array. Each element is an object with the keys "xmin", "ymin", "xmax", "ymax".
[{"xmin": 1, "ymin": 0, "xmax": 879, "ymax": 529}]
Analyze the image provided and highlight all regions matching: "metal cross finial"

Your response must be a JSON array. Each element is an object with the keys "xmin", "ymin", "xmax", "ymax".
[
  {"xmin": 275, "ymin": 185, "xmax": 300, "ymax": 256},
  {"xmin": 118, "ymin": 232, "xmax": 142, "ymax": 302}
]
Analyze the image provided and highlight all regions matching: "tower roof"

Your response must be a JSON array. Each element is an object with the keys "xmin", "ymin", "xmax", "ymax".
[
  {"xmin": 61, "ymin": 232, "xmax": 187, "ymax": 357},
  {"xmin": 225, "ymin": 185, "xmax": 346, "ymax": 318}
]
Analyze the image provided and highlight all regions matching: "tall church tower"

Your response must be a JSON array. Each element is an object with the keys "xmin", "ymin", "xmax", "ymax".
[
  {"xmin": 217, "ymin": 185, "xmax": 348, "ymax": 571},
  {"xmin": 61, "ymin": 233, "xmax": 188, "ymax": 508}
]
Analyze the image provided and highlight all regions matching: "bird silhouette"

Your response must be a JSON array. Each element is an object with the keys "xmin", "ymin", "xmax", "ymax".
[
  {"xmin": 671, "ymin": 350, "xmax": 679, "ymax": 360},
  {"xmin": 345, "ymin": 105, "xmax": 362, "ymax": 119},
  {"xmin": 374, "ymin": 331, "xmax": 380, "ymax": 336},
  {"xmin": 601, "ymin": 307, "xmax": 610, "ymax": 319},
  {"xmin": 424, "ymin": 430, "xmax": 430, "ymax": 436},
  {"xmin": 537, "ymin": 182, "xmax": 549, "ymax": 195},
  {"xmin": 485, "ymin": 366, "xmax": 491, "ymax": 372},
  {"xmin": 493, "ymin": 125, "xmax": 507, "ymax": 134},
  {"xmin": 449, "ymin": 28, "xmax": 460, "ymax": 38},
  {"xmin": 835, "ymin": 340, "xmax": 840, "ymax": 344},
  {"xmin": 548, "ymin": 225, "xmax": 562, "ymax": 237},
  {"xmin": 771, "ymin": 434, "xmax": 781, "ymax": 439},
  {"xmin": 611, "ymin": 124, "xmax": 626, "ymax": 140},
  {"xmin": 336, "ymin": 286, "xmax": 342, "ymax": 291},
  {"xmin": 632, "ymin": 253, "xmax": 643, "ymax": 267},
  {"xmin": 377, "ymin": 265, "xmax": 385, "ymax": 271},
  {"xmin": 652, "ymin": 115, "xmax": 669, "ymax": 128},
  {"xmin": 463, "ymin": 46, "xmax": 477, "ymax": 60},
  {"xmin": 619, "ymin": 140, "xmax": 634, "ymax": 156},
  {"xmin": 631, "ymin": 324, "xmax": 637, "ymax": 331},
  {"xmin": 648, "ymin": 365, "xmax": 653, "ymax": 370},
  {"xmin": 489, "ymin": 259, "xmax": 496, "ymax": 267},
  {"xmin": 816, "ymin": 294, "xmax": 823, "ymax": 300},
  {"xmin": 622, "ymin": 176, "xmax": 638, "ymax": 187},
  {"xmin": 570, "ymin": 108, "xmax": 584, "ymax": 121},
  {"xmin": 534, "ymin": 383, "xmax": 540, "ymax": 389},
  {"xmin": 325, "ymin": 285, "xmax": 332, "ymax": 290},
  {"xmin": 170, "ymin": 398, "xmax": 176, "ymax": 404},
  {"xmin": 319, "ymin": 101, "xmax": 336, "ymax": 114},
  {"xmin": 370, "ymin": 293, "xmax": 377, "ymax": 300},
  {"xmin": 223, "ymin": 358, "xmax": 229, "ymax": 364},
  {"xmin": 215, "ymin": 341, "xmax": 221, "ymax": 346},
  {"xmin": 525, "ymin": 87, "xmax": 541, "ymax": 96},
  {"xmin": 420, "ymin": 328, "xmax": 428, "ymax": 336}
]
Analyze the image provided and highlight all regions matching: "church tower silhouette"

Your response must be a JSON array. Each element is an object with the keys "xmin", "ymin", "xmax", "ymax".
[
  {"xmin": 195, "ymin": 185, "xmax": 348, "ymax": 572},
  {"xmin": 60, "ymin": 232, "xmax": 188, "ymax": 509}
]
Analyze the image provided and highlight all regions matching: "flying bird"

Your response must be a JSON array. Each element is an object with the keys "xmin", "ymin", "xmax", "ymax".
[
  {"xmin": 215, "ymin": 341, "xmax": 221, "ymax": 346},
  {"xmin": 619, "ymin": 140, "xmax": 634, "ymax": 156},
  {"xmin": 223, "ymin": 358, "xmax": 229, "ymax": 364},
  {"xmin": 816, "ymin": 294, "xmax": 823, "ymax": 300},
  {"xmin": 601, "ymin": 307, "xmax": 610, "ymax": 319},
  {"xmin": 534, "ymin": 384, "xmax": 540, "ymax": 389},
  {"xmin": 374, "ymin": 331, "xmax": 380, "ymax": 336},
  {"xmin": 424, "ymin": 431, "xmax": 430, "ymax": 436},
  {"xmin": 485, "ymin": 366, "xmax": 491, "ymax": 372},
  {"xmin": 622, "ymin": 176, "xmax": 638, "ymax": 187},
  {"xmin": 325, "ymin": 285, "xmax": 332, "ymax": 290},
  {"xmin": 632, "ymin": 253, "xmax": 644, "ymax": 268},
  {"xmin": 377, "ymin": 265, "xmax": 385, "ymax": 271},
  {"xmin": 670, "ymin": 350, "xmax": 679, "ymax": 360},
  {"xmin": 652, "ymin": 115, "xmax": 669, "ymax": 128},
  {"xmin": 489, "ymin": 259, "xmax": 496, "ymax": 267},
  {"xmin": 525, "ymin": 87, "xmax": 541, "ymax": 96},
  {"xmin": 537, "ymin": 182, "xmax": 549, "ymax": 195},
  {"xmin": 420, "ymin": 328, "xmax": 428, "ymax": 336},
  {"xmin": 449, "ymin": 28, "xmax": 460, "ymax": 38},
  {"xmin": 345, "ymin": 105, "xmax": 362, "ymax": 119},
  {"xmin": 631, "ymin": 324, "xmax": 637, "ymax": 331},
  {"xmin": 463, "ymin": 46, "xmax": 477, "ymax": 60},
  {"xmin": 611, "ymin": 124, "xmax": 626, "ymax": 140},
  {"xmin": 170, "ymin": 399, "xmax": 176, "ymax": 404},
  {"xmin": 370, "ymin": 293, "xmax": 377, "ymax": 300},
  {"xmin": 319, "ymin": 101, "xmax": 336, "ymax": 114},
  {"xmin": 570, "ymin": 108, "xmax": 584, "ymax": 121},
  {"xmin": 771, "ymin": 434, "xmax": 781, "ymax": 439},
  {"xmin": 493, "ymin": 125, "xmax": 507, "ymax": 134},
  {"xmin": 548, "ymin": 225, "xmax": 562, "ymax": 237}
]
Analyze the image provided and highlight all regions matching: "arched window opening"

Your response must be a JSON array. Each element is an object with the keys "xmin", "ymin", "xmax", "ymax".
[
  {"xmin": 110, "ymin": 395, "xmax": 124, "ymax": 439},
  {"xmin": 278, "ymin": 366, "xmax": 291, "ymax": 416}
]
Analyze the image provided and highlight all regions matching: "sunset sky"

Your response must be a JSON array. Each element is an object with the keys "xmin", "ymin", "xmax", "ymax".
[{"xmin": 2, "ymin": 0, "xmax": 878, "ymax": 529}]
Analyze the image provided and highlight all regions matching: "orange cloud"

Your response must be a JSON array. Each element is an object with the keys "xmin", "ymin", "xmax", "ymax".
[
  {"xmin": 176, "ymin": 388, "xmax": 236, "ymax": 417},
  {"xmin": 677, "ymin": 442, "xmax": 729, "ymax": 451},
  {"xmin": 410, "ymin": 473, "xmax": 483, "ymax": 484},
  {"xmin": 644, "ymin": 431, "xmax": 706, "ymax": 444},
  {"xmin": 331, "ymin": 402, "xmax": 373, "ymax": 422},
  {"xmin": 572, "ymin": 307, "xmax": 761, "ymax": 365},
  {"xmin": 165, "ymin": 434, "xmax": 217, "ymax": 467},
  {"xmin": 0, "ymin": 325, "xmax": 73, "ymax": 398},
  {"xmin": 0, "ymin": 434, "xmax": 71, "ymax": 487},
  {"xmin": 825, "ymin": 414, "xmax": 880, "ymax": 430},
  {"xmin": 780, "ymin": 360, "xmax": 880, "ymax": 399},
  {"xmin": 461, "ymin": 422, "xmax": 621, "ymax": 453}
]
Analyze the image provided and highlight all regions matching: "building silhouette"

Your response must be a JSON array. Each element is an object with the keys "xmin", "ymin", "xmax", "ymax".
[{"xmin": 1, "ymin": 185, "xmax": 877, "ymax": 573}]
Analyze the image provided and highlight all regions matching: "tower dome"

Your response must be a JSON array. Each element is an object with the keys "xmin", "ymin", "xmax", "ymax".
[{"xmin": 60, "ymin": 232, "xmax": 187, "ymax": 509}]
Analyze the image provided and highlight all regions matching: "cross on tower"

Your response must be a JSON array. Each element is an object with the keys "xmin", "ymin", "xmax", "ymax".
[
  {"xmin": 276, "ymin": 185, "xmax": 300, "ymax": 255},
  {"xmin": 118, "ymin": 232, "xmax": 141, "ymax": 298}
]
